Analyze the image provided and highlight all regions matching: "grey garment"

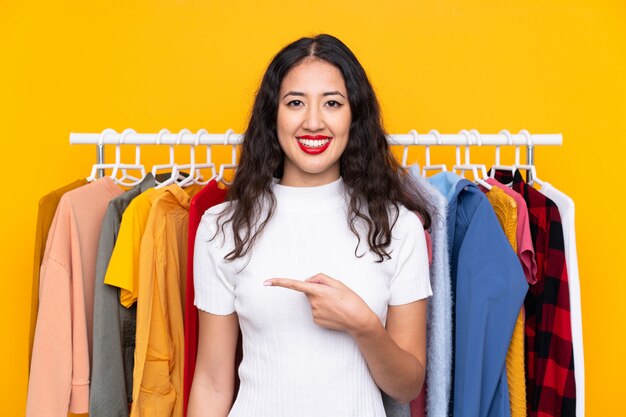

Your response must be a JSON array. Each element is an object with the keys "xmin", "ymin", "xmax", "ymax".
[
  {"xmin": 410, "ymin": 166, "xmax": 453, "ymax": 417},
  {"xmin": 89, "ymin": 174, "xmax": 156, "ymax": 417},
  {"xmin": 382, "ymin": 392, "xmax": 411, "ymax": 417}
]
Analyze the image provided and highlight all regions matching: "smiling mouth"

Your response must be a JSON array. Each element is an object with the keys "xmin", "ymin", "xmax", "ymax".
[
  {"xmin": 296, "ymin": 137, "xmax": 332, "ymax": 148},
  {"xmin": 295, "ymin": 136, "xmax": 333, "ymax": 154}
]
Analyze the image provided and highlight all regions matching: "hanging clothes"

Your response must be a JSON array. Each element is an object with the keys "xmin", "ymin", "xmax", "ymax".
[
  {"xmin": 485, "ymin": 177, "xmax": 539, "ymax": 417},
  {"xmin": 485, "ymin": 178, "xmax": 537, "ymax": 284},
  {"xmin": 102, "ymin": 186, "xmax": 164, "ymax": 411},
  {"xmin": 130, "ymin": 184, "xmax": 200, "ymax": 417},
  {"xmin": 27, "ymin": 177, "xmax": 124, "ymax": 417},
  {"xmin": 183, "ymin": 179, "xmax": 229, "ymax": 416},
  {"xmin": 105, "ymin": 187, "xmax": 161, "ymax": 308},
  {"xmin": 482, "ymin": 185, "xmax": 527, "ymax": 417},
  {"xmin": 493, "ymin": 170, "xmax": 576, "ymax": 417},
  {"xmin": 539, "ymin": 182, "xmax": 584, "ymax": 417},
  {"xmin": 382, "ymin": 208, "xmax": 434, "ymax": 417},
  {"xmin": 409, "ymin": 167, "xmax": 453, "ymax": 417},
  {"xmin": 428, "ymin": 172, "xmax": 527, "ymax": 417},
  {"xmin": 90, "ymin": 174, "xmax": 157, "ymax": 417},
  {"xmin": 29, "ymin": 178, "xmax": 88, "ymax": 373}
]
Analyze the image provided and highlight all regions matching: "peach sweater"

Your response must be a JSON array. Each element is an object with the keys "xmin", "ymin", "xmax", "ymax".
[{"xmin": 26, "ymin": 177, "xmax": 124, "ymax": 417}]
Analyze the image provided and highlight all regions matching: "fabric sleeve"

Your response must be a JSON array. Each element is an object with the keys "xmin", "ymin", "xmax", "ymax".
[
  {"xmin": 26, "ymin": 257, "xmax": 74, "ymax": 417},
  {"xmin": 104, "ymin": 204, "xmax": 142, "ymax": 307},
  {"xmin": 193, "ymin": 216, "xmax": 236, "ymax": 315},
  {"xmin": 389, "ymin": 209, "xmax": 432, "ymax": 306}
]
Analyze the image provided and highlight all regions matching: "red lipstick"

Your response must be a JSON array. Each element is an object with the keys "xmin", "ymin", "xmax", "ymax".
[{"xmin": 295, "ymin": 135, "xmax": 333, "ymax": 155}]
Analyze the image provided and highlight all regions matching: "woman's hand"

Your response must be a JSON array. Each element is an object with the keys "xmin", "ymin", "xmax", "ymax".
[{"xmin": 264, "ymin": 273, "xmax": 378, "ymax": 336}]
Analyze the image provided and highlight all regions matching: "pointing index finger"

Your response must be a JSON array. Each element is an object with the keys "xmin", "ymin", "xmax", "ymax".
[{"xmin": 264, "ymin": 278, "xmax": 314, "ymax": 294}]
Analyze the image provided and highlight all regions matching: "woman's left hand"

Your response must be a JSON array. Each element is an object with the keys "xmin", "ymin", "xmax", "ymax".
[{"xmin": 264, "ymin": 273, "xmax": 378, "ymax": 336}]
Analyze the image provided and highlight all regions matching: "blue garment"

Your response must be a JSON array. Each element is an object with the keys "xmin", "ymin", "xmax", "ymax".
[{"xmin": 428, "ymin": 172, "xmax": 528, "ymax": 417}]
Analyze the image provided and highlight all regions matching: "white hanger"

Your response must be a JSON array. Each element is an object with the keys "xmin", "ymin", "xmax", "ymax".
[
  {"xmin": 401, "ymin": 143, "xmax": 410, "ymax": 169},
  {"xmin": 452, "ymin": 129, "xmax": 492, "ymax": 190},
  {"xmin": 153, "ymin": 128, "xmax": 185, "ymax": 189},
  {"xmin": 399, "ymin": 130, "xmax": 415, "ymax": 169},
  {"xmin": 490, "ymin": 129, "xmax": 518, "ymax": 179},
  {"xmin": 514, "ymin": 129, "xmax": 545, "ymax": 187},
  {"xmin": 109, "ymin": 128, "xmax": 146, "ymax": 186},
  {"xmin": 215, "ymin": 129, "xmax": 238, "ymax": 186},
  {"xmin": 183, "ymin": 128, "xmax": 217, "ymax": 186},
  {"xmin": 421, "ymin": 129, "xmax": 448, "ymax": 177},
  {"xmin": 176, "ymin": 129, "xmax": 199, "ymax": 188},
  {"xmin": 87, "ymin": 128, "xmax": 117, "ymax": 182}
]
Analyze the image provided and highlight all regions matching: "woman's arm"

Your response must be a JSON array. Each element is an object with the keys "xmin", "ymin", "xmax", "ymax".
[
  {"xmin": 187, "ymin": 311, "xmax": 240, "ymax": 417},
  {"xmin": 351, "ymin": 300, "xmax": 427, "ymax": 404},
  {"xmin": 265, "ymin": 274, "xmax": 427, "ymax": 404}
]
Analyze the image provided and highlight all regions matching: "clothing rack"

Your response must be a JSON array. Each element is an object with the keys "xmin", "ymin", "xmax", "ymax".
[{"xmin": 69, "ymin": 129, "xmax": 563, "ymax": 183}]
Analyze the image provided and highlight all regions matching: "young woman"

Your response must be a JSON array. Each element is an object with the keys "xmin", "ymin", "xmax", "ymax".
[{"xmin": 188, "ymin": 34, "xmax": 433, "ymax": 417}]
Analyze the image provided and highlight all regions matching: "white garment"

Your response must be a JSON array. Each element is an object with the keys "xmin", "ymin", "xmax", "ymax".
[
  {"xmin": 539, "ymin": 182, "xmax": 584, "ymax": 417},
  {"xmin": 194, "ymin": 178, "xmax": 432, "ymax": 417}
]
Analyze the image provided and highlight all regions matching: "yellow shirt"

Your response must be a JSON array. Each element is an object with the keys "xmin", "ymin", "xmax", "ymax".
[
  {"xmin": 105, "ymin": 188, "xmax": 161, "ymax": 307},
  {"xmin": 130, "ymin": 184, "xmax": 192, "ymax": 417},
  {"xmin": 485, "ymin": 187, "xmax": 527, "ymax": 417},
  {"xmin": 29, "ymin": 179, "xmax": 88, "ymax": 372},
  {"xmin": 106, "ymin": 184, "xmax": 202, "ymax": 307}
]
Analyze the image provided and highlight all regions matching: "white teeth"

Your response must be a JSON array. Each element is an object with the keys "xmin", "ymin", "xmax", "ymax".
[{"xmin": 297, "ymin": 138, "xmax": 331, "ymax": 148}]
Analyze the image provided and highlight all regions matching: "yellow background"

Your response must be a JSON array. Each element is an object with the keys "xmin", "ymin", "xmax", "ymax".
[{"xmin": 2, "ymin": 0, "xmax": 624, "ymax": 415}]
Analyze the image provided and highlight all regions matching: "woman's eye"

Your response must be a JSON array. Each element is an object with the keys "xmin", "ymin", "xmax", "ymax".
[
  {"xmin": 287, "ymin": 100, "xmax": 303, "ymax": 107},
  {"xmin": 326, "ymin": 100, "xmax": 342, "ymax": 108}
]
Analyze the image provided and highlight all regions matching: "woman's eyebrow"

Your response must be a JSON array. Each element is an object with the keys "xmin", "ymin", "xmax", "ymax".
[
  {"xmin": 282, "ymin": 91, "xmax": 346, "ymax": 99},
  {"xmin": 282, "ymin": 91, "xmax": 305, "ymax": 99},
  {"xmin": 322, "ymin": 91, "xmax": 346, "ymax": 98}
]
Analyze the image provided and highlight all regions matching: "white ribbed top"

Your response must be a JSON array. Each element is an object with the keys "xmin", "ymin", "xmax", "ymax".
[{"xmin": 194, "ymin": 178, "xmax": 431, "ymax": 417}]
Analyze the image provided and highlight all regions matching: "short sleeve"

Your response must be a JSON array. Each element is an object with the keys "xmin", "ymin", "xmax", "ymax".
[
  {"xmin": 104, "ymin": 197, "xmax": 148, "ymax": 308},
  {"xmin": 193, "ymin": 215, "xmax": 236, "ymax": 315},
  {"xmin": 389, "ymin": 209, "xmax": 432, "ymax": 306}
]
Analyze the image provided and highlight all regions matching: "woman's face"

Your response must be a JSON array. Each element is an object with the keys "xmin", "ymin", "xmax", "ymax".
[{"xmin": 276, "ymin": 57, "xmax": 351, "ymax": 186}]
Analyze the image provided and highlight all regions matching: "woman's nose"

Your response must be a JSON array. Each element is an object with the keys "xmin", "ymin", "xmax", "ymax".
[{"xmin": 302, "ymin": 107, "xmax": 324, "ymax": 131}]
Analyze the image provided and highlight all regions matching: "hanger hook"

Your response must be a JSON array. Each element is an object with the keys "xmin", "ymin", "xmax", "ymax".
[
  {"xmin": 224, "ymin": 128, "xmax": 234, "ymax": 145},
  {"xmin": 120, "ymin": 128, "xmax": 135, "ymax": 145},
  {"xmin": 195, "ymin": 128, "xmax": 206, "ymax": 147},
  {"xmin": 177, "ymin": 128, "xmax": 191, "ymax": 145},
  {"xmin": 459, "ymin": 129, "xmax": 472, "ymax": 165},
  {"xmin": 428, "ymin": 129, "xmax": 442, "ymax": 145},
  {"xmin": 500, "ymin": 129, "xmax": 513, "ymax": 146},
  {"xmin": 519, "ymin": 129, "xmax": 532, "ymax": 147},
  {"xmin": 112, "ymin": 129, "xmax": 132, "ymax": 179},
  {"xmin": 459, "ymin": 129, "xmax": 472, "ymax": 145},
  {"xmin": 470, "ymin": 129, "xmax": 489, "ymax": 178},
  {"xmin": 401, "ymin": 130, "xmax": 417, "ymax": 168},
  {"xmin": 98, "ymin": 128, "xmax": 116, "ymax": 146},
  {"xmin": 496, "ymin": 129, "xmax": 513, "ymax": 168},
  {"xmin": 470, "ymin": 129, "xmax": 482, "ymax": 146},
  {"xmin": 156, "ymin": 128, "xmax": 170, "ymax": 146}
]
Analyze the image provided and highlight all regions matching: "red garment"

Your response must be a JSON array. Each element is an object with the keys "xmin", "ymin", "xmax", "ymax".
[
  {"xmin": 493, "ymin": 170, "xmax": 576, "ymax": 417},
  {"xmin": 183, "ymin": 180, "xmax": 228, "ymax": 416},
  {"xmin": 410, "ymin": 389, "xmax": 426, "ymax": 417},
  {"xmin": 410, "ymin": 211, "xmax": 432, "ymax": 417}
]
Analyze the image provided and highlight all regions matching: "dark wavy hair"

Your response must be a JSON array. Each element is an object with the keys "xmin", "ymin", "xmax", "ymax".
[{"xmin": 215, "ymin": 33, "xmax": 433, "ymax": 262}]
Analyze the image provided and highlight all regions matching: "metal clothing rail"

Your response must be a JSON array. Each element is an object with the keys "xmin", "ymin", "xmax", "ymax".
[{"xmin": 69, "ymin": 129, "xmax": 563, "ymax": 182}]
